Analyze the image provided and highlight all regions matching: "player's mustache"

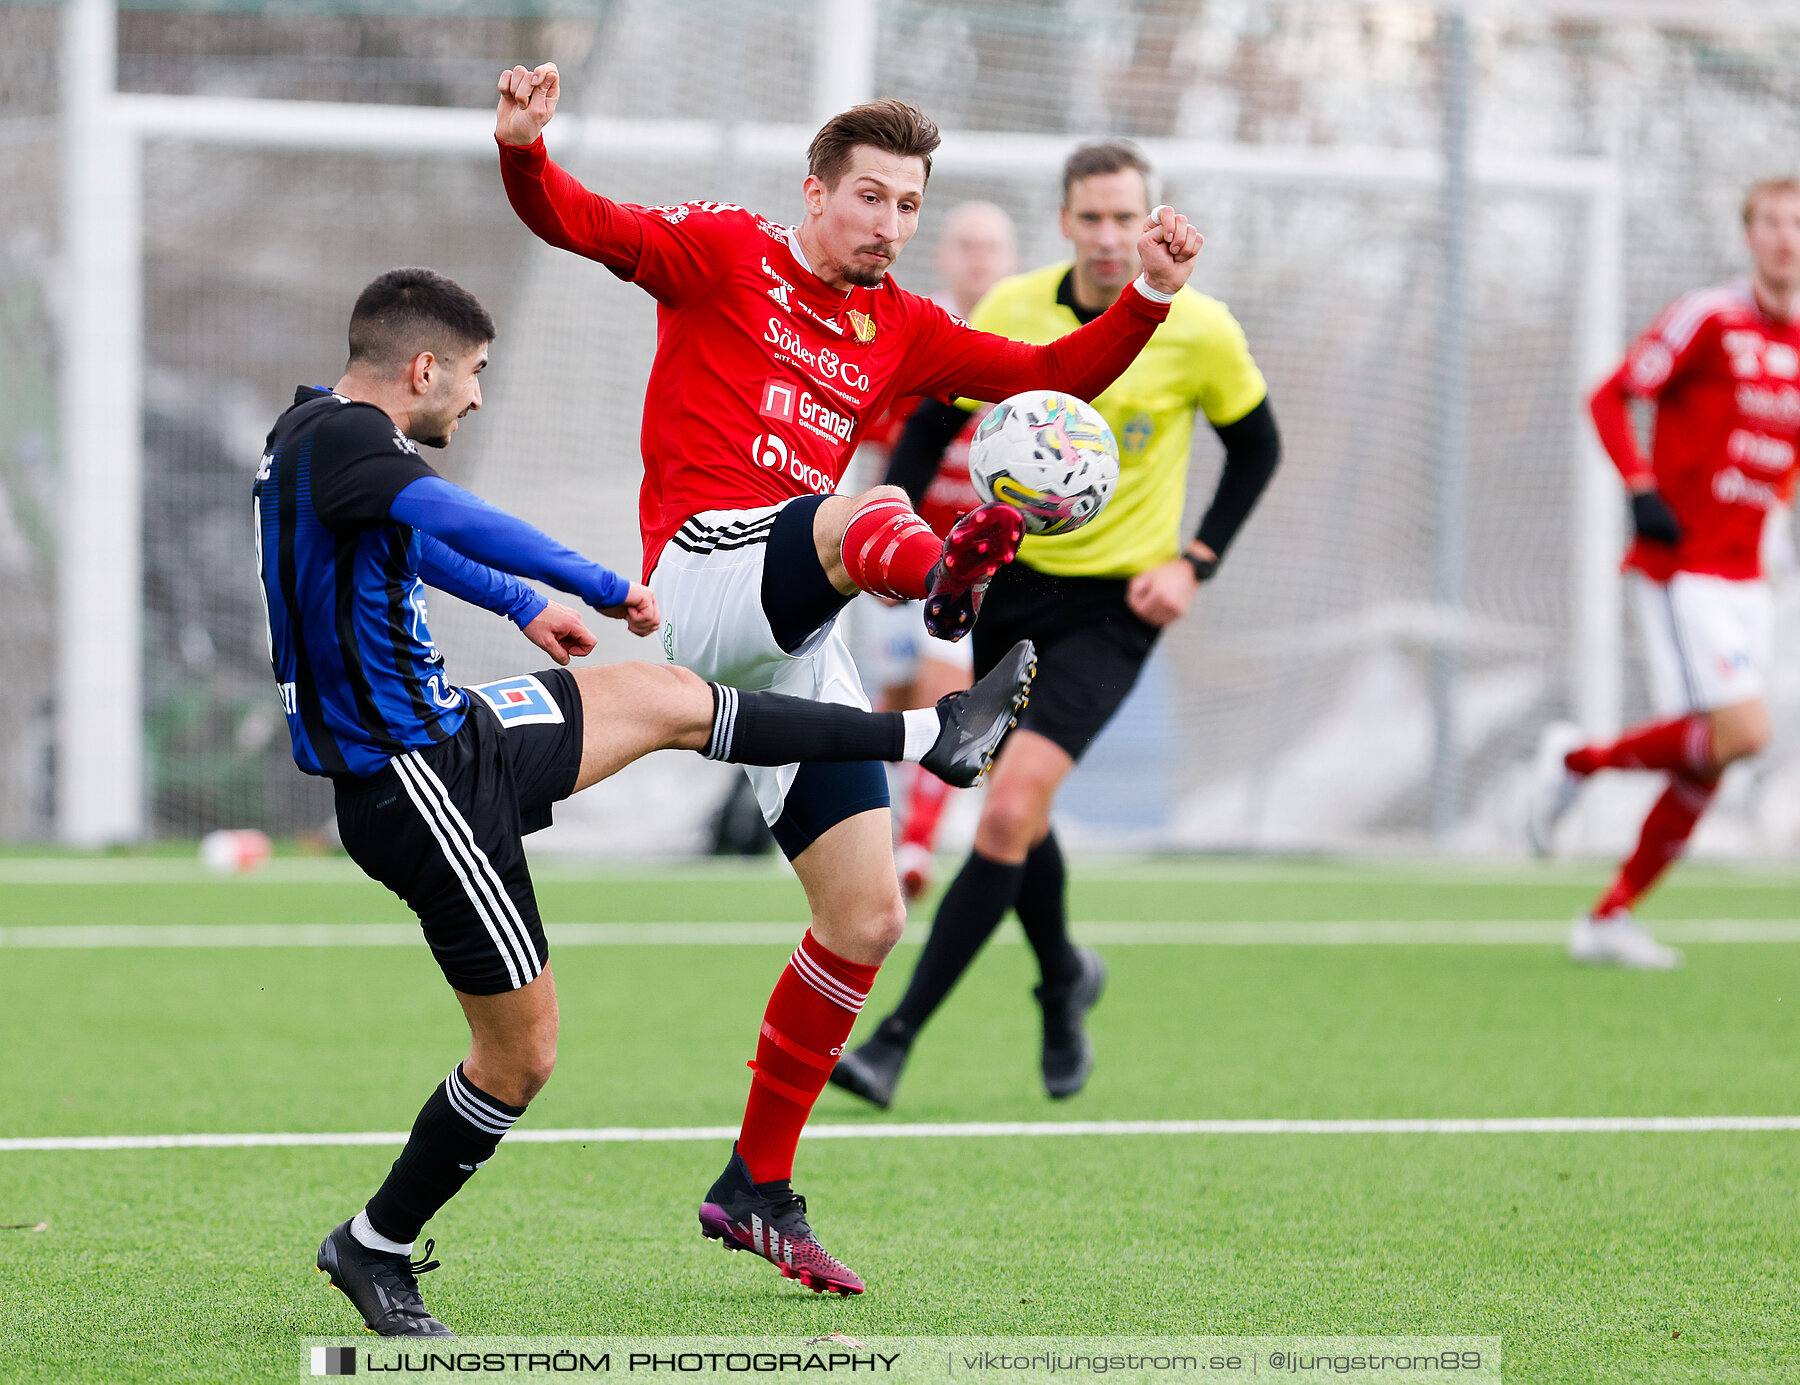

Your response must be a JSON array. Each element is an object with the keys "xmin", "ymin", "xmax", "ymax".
[{"xmin": 856, "ymin": 242, "xmax": 894, "ymax": 260}]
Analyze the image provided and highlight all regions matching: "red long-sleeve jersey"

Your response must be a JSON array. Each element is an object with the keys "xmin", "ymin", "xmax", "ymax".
[
  {"xmin": 1589, "ymin": 279, "xmax": 1800, "ymax": 581},
  {"xmin": 498, "ymin": 137, "xmax": 1172, "ymax": 577}
]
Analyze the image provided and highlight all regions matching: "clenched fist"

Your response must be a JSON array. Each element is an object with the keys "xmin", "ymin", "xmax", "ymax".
[
  {"xmin": 496, "ymin": 62, "xmax": 560, "ymax": 147},
  {"xmin": 1137, "ymin": 205, "xmax": 1204, "ymax": 297}
]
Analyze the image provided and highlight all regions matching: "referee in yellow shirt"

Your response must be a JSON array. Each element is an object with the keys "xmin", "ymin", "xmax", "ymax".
[{"xmin": 832, "ymin": 140, "xmax": 1280, "ymax": 1106}]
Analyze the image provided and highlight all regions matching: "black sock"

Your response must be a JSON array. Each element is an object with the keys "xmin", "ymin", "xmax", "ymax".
[
  {"xmin": 886, "ymin": 850, "xmax": 1026, "ymax": 1036},
  {"xmin": 706, "ymin": 684, "xmax": 907, "ymax": 765},
  {"xmin": 1015, "ymin": 831, "xmax": 1080, "ymax": 988},
  {"xmin": 364, "ymin": 1064, "xmax": 526, "ymax": 1245}
]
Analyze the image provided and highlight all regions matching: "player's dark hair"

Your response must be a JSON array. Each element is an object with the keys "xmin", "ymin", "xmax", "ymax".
[
  {"xmin": 347, "ymin": 268, "xmax": 495, "ymax": 371},
  {"xmin": 808, "ymin": 99, "xmax": 940, "ymax": 190},
  {"xmin": 1742, "ymin": 177, "xmax": 1800, "ymax": 226},
  {"xmin": 1062, "ymin": 140, "xmax": 1155, "ymax": 206}
]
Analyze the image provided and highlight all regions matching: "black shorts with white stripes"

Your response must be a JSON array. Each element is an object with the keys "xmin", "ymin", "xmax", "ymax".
[{"xmin": 333, "ymin": 667, "xmax": 584, "ymax": 995}]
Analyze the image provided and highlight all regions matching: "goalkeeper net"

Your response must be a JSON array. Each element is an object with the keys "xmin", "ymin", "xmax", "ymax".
[{"xmin": 7, "ymin": 0, "xmax": 1800, "ymax": 857}]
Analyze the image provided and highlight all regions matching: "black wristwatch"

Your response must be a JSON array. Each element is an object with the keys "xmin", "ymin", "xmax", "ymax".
[{"xmin": 1182, "ymin": 551, "xmax": 1219, "ymax": 583}]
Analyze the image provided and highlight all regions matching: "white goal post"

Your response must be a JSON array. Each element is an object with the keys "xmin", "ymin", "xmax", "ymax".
[{"xmin": 55, "ymin": 0, "xmax": 1623, "ymax": 845}]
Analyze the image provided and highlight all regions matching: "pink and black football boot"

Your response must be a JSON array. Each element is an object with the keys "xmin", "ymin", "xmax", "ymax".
[
  {"xmin": 922, "ymin": 503, "xmax": 1026, "ymax": 641},
  {"xmin": 698, "ymin": 1148, "xmax": 865, "ymax": 1296}
]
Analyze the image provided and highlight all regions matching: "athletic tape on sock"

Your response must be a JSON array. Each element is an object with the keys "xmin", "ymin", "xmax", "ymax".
[
  {"xmin": 758, "ymin": 1018, "xmax": 838, "ymax": 1071},
  {"xmin": 746, "ymin": 1059, "xmax": 816, "ymax": 1105},
  {"xmin": 841, "ymin": 498, "xmax": 940, "ymax": 600}
]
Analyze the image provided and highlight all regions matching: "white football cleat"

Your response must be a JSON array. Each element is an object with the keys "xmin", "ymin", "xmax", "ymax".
[
  {"xmin": 1526, "ymin": 721, "xmax": 1588, "ymax": 857},
  {"xmin": 1568, "ymin": 911, "xmax": 1684, "ymax": 970}
]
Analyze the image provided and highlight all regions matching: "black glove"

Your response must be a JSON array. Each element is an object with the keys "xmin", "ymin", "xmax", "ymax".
[{"xmin": 1630, "ymin": 489, "xmax": 1682, "ymax": 546}]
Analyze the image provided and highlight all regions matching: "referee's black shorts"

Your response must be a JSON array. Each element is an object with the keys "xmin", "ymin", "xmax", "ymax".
[
  {"xmin": 971, "ymin": 560, "xmax": 1161, "ymax": 763},
  {"xmin": 333, "ymin": 667, "xmax": 584, "ymax": 996}
]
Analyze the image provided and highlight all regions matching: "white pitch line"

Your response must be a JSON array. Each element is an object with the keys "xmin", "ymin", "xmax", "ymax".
[
  {"xmin": 5, "ymin": 1116, "xmax": 1799, "ymax": 1153},
  {"xmin": 7, "ymin": 857, "xmax": 1800, "ymax": 888},
  {"xmin": 5, "ymin": 919, "xmax": 1800, "ymax": 948}
]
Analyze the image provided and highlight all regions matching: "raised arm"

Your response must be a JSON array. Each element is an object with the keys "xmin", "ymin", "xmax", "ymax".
[
  {"xmin": 904, "ymin": 207, "xmax": 1202, "ymax": 405},
  {"xmin": 497, "ymin": 134, "xmax": 650, "ymax": 276},
  {"xmin": 495, "ymin": 62, "xmax": 737, "ymax": 305}
]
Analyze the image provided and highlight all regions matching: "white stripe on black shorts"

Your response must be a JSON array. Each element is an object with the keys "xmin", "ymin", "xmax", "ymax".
[{"xmin": 331, "ymin": 665, "xmax": 583, "ymax": 994}]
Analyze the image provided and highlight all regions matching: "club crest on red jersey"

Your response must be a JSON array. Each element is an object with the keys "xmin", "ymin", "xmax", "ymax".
[{"xmin": 847, "ymin": 310, "xmax": 876, "ymax": 344}]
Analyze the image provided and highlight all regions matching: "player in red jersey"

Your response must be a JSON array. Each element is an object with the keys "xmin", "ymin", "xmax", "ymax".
[
  {"xmin": 494, "ymin": 62, "xmax": 1202, "ymax": 1293},
  {"xmin": 1529, "ymin": 177, "xmax": 1800, "ymax": 968},
  {"xmin": 859, "ymin": 201, "xmax": 1020, "ymax": 900}
]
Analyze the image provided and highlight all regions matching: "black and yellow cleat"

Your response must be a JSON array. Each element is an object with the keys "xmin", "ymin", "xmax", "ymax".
[
  {"xmin": 921, "ymin": 638, "xmax": 1036, "ymax": 789},
  {"xmin": 316, "ymin": 1219, "xmax": 455, "ymax": 1338}
]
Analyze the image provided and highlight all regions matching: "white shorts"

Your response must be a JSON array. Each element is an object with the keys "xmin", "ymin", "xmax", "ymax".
[
  {"xmin": 648, "ymin": 504, "xmax": 874, "ymax": 828},
  {"xmin": 1631, "ymin": 571, "xmax": 1772, "ymax": 716},
  {"xmin": 858, "ymin": 594, "xmax": 974, "ymax": 692}
]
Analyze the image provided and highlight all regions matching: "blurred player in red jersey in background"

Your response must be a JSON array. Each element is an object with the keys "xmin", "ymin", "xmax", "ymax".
[
  {"xmin": 859, "ymin": 200, "xmax": 1019, "ymax": 900},
  {"xmin": 494, "ymin": 62, "xmax": 1203, "ymax": 1294},
  {"xmin": 1529, "ymin": 177, "xmax": 1800, "ymax": 969}
]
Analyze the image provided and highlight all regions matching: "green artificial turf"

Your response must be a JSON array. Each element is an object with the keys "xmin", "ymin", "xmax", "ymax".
[{"xmin": 1, "ymin": 856, "xmax": 1797, "ymax": 1383}]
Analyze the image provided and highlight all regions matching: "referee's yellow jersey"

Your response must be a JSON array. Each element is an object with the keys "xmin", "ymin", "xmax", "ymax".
[{"xmin": 960, "ymin": 261, "xmax": 1267, "ymax": 579}]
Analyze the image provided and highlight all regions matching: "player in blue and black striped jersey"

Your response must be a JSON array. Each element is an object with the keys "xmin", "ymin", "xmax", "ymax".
[
  {"xmin": 275, "ymin": 268, "xmax": 1037, "ymax": 1337},
  {"xmin": 256, "ymin": 368, "xmax": 644, "ymax": 779}
]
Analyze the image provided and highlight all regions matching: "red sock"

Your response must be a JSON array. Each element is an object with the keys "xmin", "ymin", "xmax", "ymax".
[
  {"xmin": 900, "ymin": 765, "xmax": 954, "ymax": 852},
  {"xmin": 1567, "ymin": 715, "xmax": 1713, "ymax": 777},
  {"xmin": 736, "ymin": 930, "xmax": 878, "ymax": 1185},
  {"xmin": 840, "ymin": 497, "xmax": 943, "ymax": 600},
  {"xmin": 1594, "ymin": 774, "xmax": 1718, "ymax": 916}
]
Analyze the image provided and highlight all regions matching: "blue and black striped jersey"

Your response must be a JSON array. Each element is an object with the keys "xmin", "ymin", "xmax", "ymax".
[{"xmin": 255, "ymin": 386, "xmax": 470, "ymax": 777}]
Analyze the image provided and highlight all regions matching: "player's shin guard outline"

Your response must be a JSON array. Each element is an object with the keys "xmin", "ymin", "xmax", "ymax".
[{"xmin": 840, "ymin": 496, "xmax": 942, "ymax": 601}]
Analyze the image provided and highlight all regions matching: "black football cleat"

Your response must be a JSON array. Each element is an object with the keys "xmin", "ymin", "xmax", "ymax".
[
  {"xmin": 1036, "ymin": 946, "xmax": 1107, "ymax": 1099},
  {"xmin": 828, "ymin": 1027, "xmax": 912, "ymax": 1110},
  {"xmin": 316, "ymin": 1219, "xmax": 454, "ymax": 1338},
  {"xmin": 698, "ymin": 1149, "xmax": 865, "ymax": 1295},
  {"xmin": 923, "ymin": 503, "xmax": 1025, "ymax": 641},
  {"xmin": 921, "ymin": 639, "xmax": 1035, "ymax": 788}
]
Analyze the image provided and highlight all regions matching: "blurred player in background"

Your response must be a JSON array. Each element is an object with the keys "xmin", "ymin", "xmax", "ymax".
[
  {"xmin": 495, "ymin": 64, "xmax": 1203, "ymax": 1294},
  {"xmin": 833, "ymin": 141, "xmax": 1280, "ymax": 1108},
  {"xmin": 1529, "ymin": 177, "xmax": 1800, "ymax": 969},
  {"xmin": 276, "ymin": 271, "xmax": 1023, "ymax": 1335},
  {"xmin": 861, "ymin": 200, "xmax": 1019, "ymax": 900}
]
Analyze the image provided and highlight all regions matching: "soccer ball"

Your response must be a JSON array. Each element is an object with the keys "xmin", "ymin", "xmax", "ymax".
[{"xmin": 967, "ymin": 391, "xmax": 1120, "ymax": 536}]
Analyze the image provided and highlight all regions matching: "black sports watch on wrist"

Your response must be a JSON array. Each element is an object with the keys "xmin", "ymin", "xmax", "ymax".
[{"xmin": 1182, "ymin": 551, "xmax": 1219, "ymax": 583}]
